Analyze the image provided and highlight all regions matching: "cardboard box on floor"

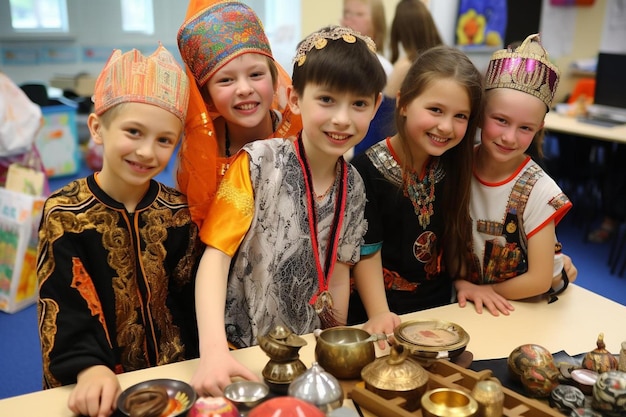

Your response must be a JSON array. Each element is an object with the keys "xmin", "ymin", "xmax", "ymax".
[{"xmin": 0, "ymin": 187, "xmax": 44, "ymax": 313}]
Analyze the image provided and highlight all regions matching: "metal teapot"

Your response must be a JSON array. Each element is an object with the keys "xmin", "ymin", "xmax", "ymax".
[{"xmin": 360, "ymin": 344, "xmax": 429, "ymax": 411}]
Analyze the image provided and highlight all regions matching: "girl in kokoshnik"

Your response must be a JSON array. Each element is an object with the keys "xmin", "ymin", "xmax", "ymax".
[
  {"xmin": 455, "ymin": 34, "xmax": 575, "ymax": 314},
  {"xmin": 191, "ymin": 25, "xmax": 386, "ymax": 397},
  {"xmin": 348, "ymin": 45, "xmax": 484, "ymax": 338},
  {"xmin": 177, "ymin": 0, "xmax": 302, "ymax": 229}
]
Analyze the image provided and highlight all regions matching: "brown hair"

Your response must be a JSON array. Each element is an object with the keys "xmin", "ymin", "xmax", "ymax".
[
  {"xmin": 368, "ymin": 0, "xmax": 387, "ymax": 55},
  {"xmin": 395, "ymin": 45, "xmax": 484, "ymax": 277},
  {"xmin": 292, "ymin": 27, "xmax": 386, "ymax": 99},
  {"xmin": 389, "ymin": 0, "xmax": 443, "ymax": 64}
]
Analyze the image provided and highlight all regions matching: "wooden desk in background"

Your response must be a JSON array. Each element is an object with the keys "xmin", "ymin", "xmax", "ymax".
[
  {"xmin": 1, "ymin": 284, "xmax": 624, "ymax": 416},
  {"xmin": 544, "ymin": 112, "xmax": 626, "ymax": 144}
]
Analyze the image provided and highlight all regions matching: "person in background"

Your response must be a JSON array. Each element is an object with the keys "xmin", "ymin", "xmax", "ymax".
[
  {"xmin": 176, "ymin": 0, "xmax": 301, "ymax": 229},
  {"xmin": 455, "ymin": 34, "xmax": 574, "ymax": 315},
  {"xmin": 191, "ymin": 25, "xmax": 386, "ymax": 397},
  {"xmin": 384, "ymin": 0, "xmax": 443, "ymax": 99},
  {"xmin": 348, "ymin": 45, "xmax": 484, "ymax": 336},
  {"xmin": 37, "ymin": 44, "xmax": 203, "ymax": 417},
  {"xmin": 340, "ymin": 0, "xmax": 392, "ymax": 76},
  {"xmin": 340, "ymin": 0, "xmax": 396, "ymax": 158}
]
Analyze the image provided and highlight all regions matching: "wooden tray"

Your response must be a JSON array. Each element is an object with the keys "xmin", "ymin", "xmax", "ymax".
[{"xmin": 349, "ymin": 359, "xmax": 562, "ymax": 417}]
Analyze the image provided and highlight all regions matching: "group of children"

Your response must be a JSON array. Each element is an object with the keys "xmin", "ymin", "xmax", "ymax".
[{"xmin": 35, "ymin": 1, "xmax": 576, "ymax": 416}]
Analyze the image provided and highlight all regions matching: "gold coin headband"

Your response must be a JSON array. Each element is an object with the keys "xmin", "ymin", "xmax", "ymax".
[{"xmin": 294, "ymin": 25, "xmax": 377, "ymax": 67}]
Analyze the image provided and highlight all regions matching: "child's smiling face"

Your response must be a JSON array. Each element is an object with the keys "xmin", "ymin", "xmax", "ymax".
[
  {"xmin": 481, "ymin": 88, "xmax": 546, "ymax": 163},
  {"xmin": 205, "ymin": 53, "xmax": 275, "ymax": 132},
  {"xmin": 288, "ymin": 83, "xmax": 380, "ymax": 158}
]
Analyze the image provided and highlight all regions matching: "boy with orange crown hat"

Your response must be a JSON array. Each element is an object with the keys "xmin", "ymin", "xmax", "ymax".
[
  {"xmin": 37, "ymin": 44, "xmax": 203, "ymax": 417},
  {"xmin": 454, "ymin": 34, "xmax": 575, "ymax": 315},
  {"xmin": 176, "ymin": 0, "xmax": 302, "ymax": 229}
]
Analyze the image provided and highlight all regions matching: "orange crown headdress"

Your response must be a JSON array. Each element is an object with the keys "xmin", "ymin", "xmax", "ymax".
[
  {"xmin": 92, "ymin": 43, "xmax": 190, "ymax": 124},
  {"xmin": 485, "ymin": 34, "xmax": 560, "ymax": 110}
]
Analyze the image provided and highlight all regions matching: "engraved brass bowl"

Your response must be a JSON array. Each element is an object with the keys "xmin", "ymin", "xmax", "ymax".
[{"xmin": 314, "ymin": 327, "xmax": 378, "ymax": 379}]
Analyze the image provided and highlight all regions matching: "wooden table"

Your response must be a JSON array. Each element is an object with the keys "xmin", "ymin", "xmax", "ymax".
[
  {"xmin": 544, "ymin": 112, "xmax": 626, "ymax": 144},
  {"xmin": 1, "ymin": 284, "xmax": 624, "ymax": 415}
]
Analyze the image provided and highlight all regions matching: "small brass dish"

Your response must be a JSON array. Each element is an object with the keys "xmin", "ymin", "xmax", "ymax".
[{"xmin": 421, "ymin": 388, "xmax": 478, "ymax": 417}]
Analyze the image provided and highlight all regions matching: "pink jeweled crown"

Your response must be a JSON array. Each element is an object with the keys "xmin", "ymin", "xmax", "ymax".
[{"xmin": 484, "ymin": 34, "xmax": 560, "ymax": 109}]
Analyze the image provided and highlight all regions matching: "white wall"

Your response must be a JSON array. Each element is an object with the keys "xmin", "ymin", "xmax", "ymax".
[
  {"xmin": 0, "ymin": 0, "xmax": 613, "ymax": 102},
  {"xmin": 0, "ymin": 0, "xmax": 187, "ymax": 85},
  {"xmin": 0, "ymin": 0, "xmax": 299, "ymax": 87}
]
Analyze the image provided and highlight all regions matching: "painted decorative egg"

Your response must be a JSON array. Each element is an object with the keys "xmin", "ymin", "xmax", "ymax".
[
  {"xmin": 188, "ymin": 397, "xmax": 239, "ymax": 417},
  {"xmin": 591, "ymin": 370, "xmax": 626, "ymax": 417},
  {"xmin": 249, "ymin": 396, "xmax": 325, "ymax": 417},
  {"xmin": 507, "ymin": 344, "xmax": 560, "ymax": 397}
]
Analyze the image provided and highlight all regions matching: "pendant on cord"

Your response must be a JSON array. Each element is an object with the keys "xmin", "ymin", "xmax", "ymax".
[{"xmin": 314, "ymin": 290, "xmax": 342, "ymax": 328}]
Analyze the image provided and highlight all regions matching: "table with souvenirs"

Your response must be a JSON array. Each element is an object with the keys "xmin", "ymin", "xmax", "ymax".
[{"xmin": 1, "ymin": 284, "xmax": 625, "ymax": 417}]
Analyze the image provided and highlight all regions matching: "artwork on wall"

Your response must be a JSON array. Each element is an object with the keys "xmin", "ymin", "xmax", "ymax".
[
  {"xmin": 39, "ymin": 46, "xmax": 78, "ymax": 64},
  {"xmin": 456, "ymin": 0, "xmax": 508, "ymax": 49},
  {"xmin": 1, "ymin": 48, "xmax": 39, "ymax": 66}
]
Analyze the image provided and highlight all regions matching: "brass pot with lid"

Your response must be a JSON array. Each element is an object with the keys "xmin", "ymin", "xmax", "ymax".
[
  {"xmin": 360, "ymin": 344, "xmax": 429, "ymax": 411},
  {"xmin": 257, "ymin": 324, "xmax": 308, "ymax": 394}
]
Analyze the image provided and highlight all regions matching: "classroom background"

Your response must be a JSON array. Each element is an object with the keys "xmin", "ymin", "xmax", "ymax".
[{"xmin": 1, "ymin": 0, "xmax": 625, "ymax": 401}]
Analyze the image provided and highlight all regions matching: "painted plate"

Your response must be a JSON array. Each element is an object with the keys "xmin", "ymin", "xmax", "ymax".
[{"xmin": 394, "ymin": 319, "xmax": 469, "ymax": 353}]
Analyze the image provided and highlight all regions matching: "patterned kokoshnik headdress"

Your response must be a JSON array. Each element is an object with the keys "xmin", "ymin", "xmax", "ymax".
[
  {"xmin": 293, "ymin": 25, "xmax": 378, "ymax": 67},
  {"xmin": 484, "ymin": 33, "xmax": 560, "ymax": 110},
  {"xmin": 92, "ymin": 43, "xmax": 190, "ymax": 124},
  {"xmin": 175, "ymin": 0, "xmax": 302, "ymax": 230},
  {"xmin": 177, "ymin": 0, "xmax": 273, "ymax": 87}
]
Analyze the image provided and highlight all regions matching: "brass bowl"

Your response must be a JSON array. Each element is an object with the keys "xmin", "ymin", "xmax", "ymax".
[
  {"xmin": 421, "ymin": 388, "xmax": 478, "ymax": 417},
  {"xmin": 314, "ymin": 327, "xmax": 376, "ymax": 379}
]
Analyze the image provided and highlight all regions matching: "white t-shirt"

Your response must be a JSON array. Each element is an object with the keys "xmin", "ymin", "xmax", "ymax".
[
  {"xmin": 470, "ymin": 156, "xmax": 571, "ymax": 283},
  {"xmin": 377, "ymin": 53, "xmax": 393, "ymax": 78}
]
